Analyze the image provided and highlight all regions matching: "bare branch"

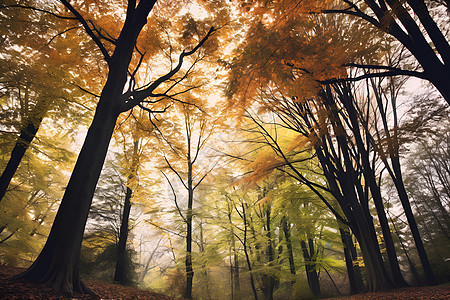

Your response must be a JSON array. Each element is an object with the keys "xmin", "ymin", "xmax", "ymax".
[
  {"xmin": 161, "ymin": 171, "xmax": 187, "ymax": 223},
  {"xmin": 121, "ymin": 27, "xmax": 215, "ymax": 111},
  {"xmin": 0, "ymin": 4, "xmax": 76, "ymax": 20},
  {"xmin": 59, "ymin": 0, "xmax": 111, "ymax": 63}
]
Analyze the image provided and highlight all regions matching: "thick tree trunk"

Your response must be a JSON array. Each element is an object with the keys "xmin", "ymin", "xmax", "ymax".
[
  {"xmin": 114, "ymin": 186, "xmax": 132, "ymax": 284},
  {"xmin": 300, "ymin": 239, "xmax": 321, "ymax": 297},
  {"xmin": 341, "ymin": 233, "xmax": 358, "ymax": 295},
  {"xmin": 17, "ymin": 96, "xmax": 120, "ymax": 296},
  {"xmin": 339, "ymin": 226, "xmax": 365, "ymax": 294},
  {"xmin": 0, "ymin": 103, "xmax": 45, "ymax": 203}
]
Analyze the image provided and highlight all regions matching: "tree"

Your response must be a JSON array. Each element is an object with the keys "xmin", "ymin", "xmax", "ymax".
[
  {"xmin": 0, "ymin": 1, "xmax": 96, "ymax": 203},
  {"xmin": 158, "ymin": 100, "xmax": 218, "ymax": 299},
  {"xmin": 403, "ymin": 113, "xmax": 450, "ymax": 282},
  {"xmin": 322, "ymin": 0, "xmax": 450, "ymax": 105},
  {"xmin": 14, "ymin": 0, "xmax": 216, "ymax": 296}
]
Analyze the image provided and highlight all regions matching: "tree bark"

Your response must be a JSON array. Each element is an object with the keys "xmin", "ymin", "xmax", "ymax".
[
  {"xmin": 0, "ymin": 101, "xmax": 46, "ymax": 203},
  {"xmin": 261, "ymin": 204, "xmax": 275, "ymax": 300},
  {"xmin": 339, "ymin": 226, "xmax": 365, "ymax": 294},
  {"xmin": 281, "ymin": 217, "xmax": 296, "ymax": 278},
  {"xmin": 300, "ymin": 239, "xmax": 321, "ymax": 297},
  {"xmin": 114, "ymin": 185, "xmax": 132, "ymax": 284},
  {"xmin": 184, "ymin": 160, "xmax": 194, "ymax": 300},
  {"xmin": 242, "ymin": 202, "xmax": 258, "ymax": 300}
]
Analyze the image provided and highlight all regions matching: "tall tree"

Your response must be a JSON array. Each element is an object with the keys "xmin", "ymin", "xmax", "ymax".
[
  {"xmin": 14, "ymin": 0, "xmax": 216, "ymax": 295},
  {"xmin": 158, "ymin": 100, "xmax": 217, "ymax": 299}
]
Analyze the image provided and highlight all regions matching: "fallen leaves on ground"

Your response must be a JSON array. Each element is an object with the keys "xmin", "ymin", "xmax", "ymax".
[
  {"xmin": 0, "ymin": 266, "xmax": 181, "ymax": 300},
  {"xmin": 1, "ymin": 265, "xmax": 449, "ymax": 299},
  {"xmin": 324, "ymin": 285, "xmax": 450, "ymax": 299}
]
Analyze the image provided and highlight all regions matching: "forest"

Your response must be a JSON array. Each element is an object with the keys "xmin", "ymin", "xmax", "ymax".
[{"xmin": 0, "ymin": 0, "xmax": 449, "ymax": 299}]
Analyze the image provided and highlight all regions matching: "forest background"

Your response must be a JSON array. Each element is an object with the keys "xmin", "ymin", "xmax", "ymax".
[{"xmin": 0, "ymin": 0, "xmax": 449, "ymax": 299}]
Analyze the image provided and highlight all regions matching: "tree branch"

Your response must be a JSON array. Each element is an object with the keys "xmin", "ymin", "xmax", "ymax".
[
  {"xmin": 121, "ymin": 27, "xmax": 215, "ymax": 111},
  {"xmin": 59, "ymin": 0, "xmax": 111, "ymax": 63}
]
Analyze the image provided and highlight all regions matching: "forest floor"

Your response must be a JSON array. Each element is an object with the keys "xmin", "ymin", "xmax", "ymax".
[
  {"xmin": 0, "ymin": 266, "xmax": 180, "ymax": 299},
  {"xmin": 1, "ymin": 266, "xmax": 450, "ymax": 299},
  {"xmin": 323, "ymin": 285, "xmax": 450, "ymax": 299}
]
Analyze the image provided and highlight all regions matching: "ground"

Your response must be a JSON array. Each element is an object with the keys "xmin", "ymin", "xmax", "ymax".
[
  {"xmin": 1, "ymin": 266, "xmax": 449, "ymax": 299},
  {"xmin": 0, "ymin": 266, "xmax": 180, "ymax": 299},
  {"xmin": 324, "ymin": 285, "xmax": 450, "ymax": 299}
]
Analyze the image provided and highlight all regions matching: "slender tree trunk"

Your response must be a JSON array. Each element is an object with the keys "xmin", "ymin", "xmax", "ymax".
[
  {"xmin": 261, "ymin": 204, "xmax": 275, "ymax": 300},
  {"xmin": 115, "ymin": 138, "xmax": 139, "ymax": 284},
  {"xmin": 281, "ymin": 217, "xmax": 296, "ymax": 281},
  {"xmin": 114, "ymin": 186, "xmax": 132, "ymax": 284},
  {"xmin": 185, "ymin": 161, "xmax": 194, "ymax": 300},
  {"xmin": 389, "ymin": 213, "xmax": 421, "ymax": 285},
  {"xmin": 242, "ymin": 202, "xmax": 258, "ymax": 300},
  {"xmin": 337, "ymin": 84, "xmax": 408, "ymax": 287},
  {"xmin": 390, "ymin": 158, "xmax": 437, "ymax": 285},
  {"xmin": 227, "ymin": 200, "xmax": 240, "ymax": 298},
  {"xmin": 300, "ymin": 239, "xmax": 321, "ymax": 297},
  {"xmin": 0, "ymin": 102, "xmax": 46, "ymax": 203}
]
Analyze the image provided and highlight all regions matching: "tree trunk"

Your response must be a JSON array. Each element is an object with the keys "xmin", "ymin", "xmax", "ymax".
[
  {"xmin": 184, "ymin": 161, "xmax": 194, "ymax": 300},
  {"xmin": 0, "ymin": 102, "xmax": 45, "ymax": 203},
  {"xmin": 114, "ymin": 185, "xmax": 132, "ymax": 284},
  {"xmin": 339, "ymin": 226, "xmax": 365, "ymax": 294},
  {"xmin": 242, "ymin": 202, "xmax": 258, "ymax": 300},
  {"xmin": 281, "ymin": 217, "xmax": 296, "ymax": 280},
  {"xmin": 261, "ymin": 204, "xmax": 275, "ymax": 300},
  {"xmin": 227, "ymin": 200, "xmax": 240, "ymax": 298},
  {"xmin": 367, "ymin": 78, "xmax": 437, "ymax": 286},
  {"xmin": 300, "ymin": 239, "xmax": 321, "ymax": 297},
  {"xmin": 337, "ymin": 85, "xmax": 408, "ymax": 287},
  {"xmin": 316, "ymin": 145, "xmax": 394, "ymax": 292},
  {"xmin": 17, "ymin": 96, "xmax": 120, "ymax": 296},
  {"xmin": 390, "ymin": 157, "xmax": 437, "ymax": 285}
]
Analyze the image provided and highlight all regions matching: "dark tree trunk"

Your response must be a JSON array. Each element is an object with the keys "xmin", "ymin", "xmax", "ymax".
[
  {"xmin": 0, "ymin": 103, "xmax": 45, "ymax": 202},
  {"xmin": 114, "ymin": 186, "xmax": 132, "ymax": 284},
  {"xmin": 227, "ymin": 200, "xmax": 240, "ymax": 298},
  {"xmin": 368, "ymin": 79, "xmax": 437, "ymax": 286},
  {"xmin": 184, "ymin": 161, "xmax": 194, "ymax": 300},
  {"xmin": 281, "ymin": 216, "xmax": 296, "ymax": 298},
  {"xmin": 17, "ymin": 97, "xmax": 120, "ymax": 296},
  {"xmin": 315, "ymin": 146, "xmax": 394, "ymax": 292},
  {"xmin": 390, "ymin": 158, "xmax": 436, "ymax": 285},
  {"xmin": 300, "ymin": 239, "xmax": 321, "ymax": 297},
  {"xmin": 339, "ymin": 226, "xmax": 365, "ymax": 294},
  {"xmin": 281, "ymin": 217, "xmax": 296, "ymax": 280},
  {"xmin": 242, "ymin": 202, "xmax": 258, "ymax": 300},
  {"xmin": 261, "ymin": 204, "xmax": 275, "ymax": 300},
  {"xmin": 336, "ymin": 84, "xmax": 408, "ymax": 287}
]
